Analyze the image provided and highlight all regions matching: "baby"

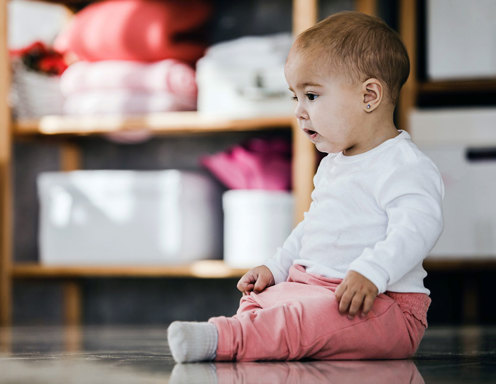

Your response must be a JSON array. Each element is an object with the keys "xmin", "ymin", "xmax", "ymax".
[{"xmin": 167, "ymin": 11, "xmax": 444, "ymax": 363}]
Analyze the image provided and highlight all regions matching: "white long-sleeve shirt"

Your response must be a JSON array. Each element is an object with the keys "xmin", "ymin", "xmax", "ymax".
[{"xmin": 264, "ymin": 130, "xmax": 444, "ymax": 294}]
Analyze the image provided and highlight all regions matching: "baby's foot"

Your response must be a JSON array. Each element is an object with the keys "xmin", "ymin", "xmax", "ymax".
[{"xmin": 167, "ymin": 321, "xmax": 218, "ymax": 363}]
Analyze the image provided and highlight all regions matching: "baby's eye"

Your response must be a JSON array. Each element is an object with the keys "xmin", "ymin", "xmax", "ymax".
[
  {"xmin": 306, "ymin": 93, "xmax": 318, "ymax": 101},
  {"xmin": 291, "ymin": 95, "xmax": 298, "ymax": 101}
]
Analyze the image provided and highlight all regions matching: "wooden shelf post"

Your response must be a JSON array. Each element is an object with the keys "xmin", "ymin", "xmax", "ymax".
[
  {"xmin": 63, "ymin": 280, "xmax": 82, "ymax": 328},
  {"xmin": 398, "ymin": 0, "xmax": 418, "ymax": 132},
  {"xmin": 60, "ymin": 140, "xmax": 83, "ymax": 327},
  {"xmin": 0, "ymin": 0, "xmax": 13, "ymax": 327},
  {"xmin": 355, "ymin": 0, "xmax": 377, "ymax": 15},
  {"xmin": 291, "ymin": 0, "xmax": 318, "ymax": 223}
]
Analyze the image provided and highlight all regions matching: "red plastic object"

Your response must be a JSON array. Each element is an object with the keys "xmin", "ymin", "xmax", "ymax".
[{"xmin": 54, "ymin": 0, "xmax": 211, "ymax": 64}]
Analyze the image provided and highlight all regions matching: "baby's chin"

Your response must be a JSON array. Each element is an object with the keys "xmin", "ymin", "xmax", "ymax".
[{"xmin": 315, "ymin": 142, "xmax": 339, "ymax": 154}]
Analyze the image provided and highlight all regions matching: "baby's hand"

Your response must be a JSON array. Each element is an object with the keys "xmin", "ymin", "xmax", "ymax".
[
  {"xmin": 335, "ymin": 270, "xmax": 378, "ymax": 319},
  {"xmin": 237, "ymin": 265, "xmax": 275, "ymax": 295}
]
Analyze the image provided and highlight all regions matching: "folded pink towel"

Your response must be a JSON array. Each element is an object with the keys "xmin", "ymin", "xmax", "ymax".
[
  {"xmin": 60, "ymin": 59, "xmax": 197, "ymax": 99},
  {"xmin": 63, "ymin": 89, "xmax": 196, "ymax": 116},
  {"xmin": 201, "ymin": 138, "xmax": 292, "ymax": 191}
]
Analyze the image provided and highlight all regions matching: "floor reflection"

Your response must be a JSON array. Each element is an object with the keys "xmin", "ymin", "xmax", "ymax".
[
  {"xmin": 1, "ymin": 326, "xmax": 494, "ymax": 383},
  {"xmin": 170, "ymin": 359, "xmax": 424, "ymax": 384}
]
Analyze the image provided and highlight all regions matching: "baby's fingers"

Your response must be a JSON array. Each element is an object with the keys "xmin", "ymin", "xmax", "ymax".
[
  {"xmin": 348, "ymin": 293, "xmax": 365, "ymax": 318},
  {"xmin": 335, "ymin": 283, "xmax": 345, "ymax": 302},
  {"xmin": 237, "ymin": 273, "xmax": 255, "ymax": 292},
  {"xmin": 338, "ymin": 289, "xmax": 354, "ymax": 314},
  {"xmin": 242, "ymin": 284, "xmax": 255, "ymax": 295},
  {"xmin": 253, "ymin": 275, "xmax": 269, "ymax": 292},
  {"xmin": 361, "ymin": 294, "xmax": 376, "ymax": 316}
]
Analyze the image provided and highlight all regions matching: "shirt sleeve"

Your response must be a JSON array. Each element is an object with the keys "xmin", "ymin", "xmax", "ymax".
[
  {"xmin": 264, "ymin": 155, "xmax": 328, "ymax": 284},
  {"xmin": 264, "ymin": 217, "xmax": 305, "ymax": 284},
  {"xmin": 348, "ymin": 159, "xmax": 445, "ymax": 294}
]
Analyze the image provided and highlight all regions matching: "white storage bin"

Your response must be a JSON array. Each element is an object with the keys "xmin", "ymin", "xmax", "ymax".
[
  {"xmin": 223, "ymin": 190, "xmax": 293, "ymax": 268},
  {"xmin": 410, "ymin": 108, "xmax": 496, "ymax": 258},
  {"xmin": 427, "ymin": 0, "xmax": 496, "ymax": 80},
  {"xmin": 38, "ymin": 170, "xmax": 222, "ymax": 265}
]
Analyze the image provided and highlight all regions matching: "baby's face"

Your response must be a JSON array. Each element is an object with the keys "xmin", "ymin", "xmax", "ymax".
[{"xmin": 284, "ymin": 49, "xmax": 364, "ymax": 154}]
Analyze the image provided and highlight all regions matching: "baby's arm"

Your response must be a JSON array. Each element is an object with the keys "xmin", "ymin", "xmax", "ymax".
[
  {"xmin": 346, "ymin": 160, "xmax": 444, "ymax": 307},
  {"xmin": 264, "ymin": 218, "xmax": 306, "ymax": 284},
  {"xmin": 237, "ymin": 218, "xmax": 306, "ymax": 295},
  {"xmin": 238, "ymin": 157, "xmax": 326, "ymax": 294}
]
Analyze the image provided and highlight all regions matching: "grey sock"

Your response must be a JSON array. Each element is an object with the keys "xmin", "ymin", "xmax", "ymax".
[{"xmin": 167, "ymin": 321, "xmax": 218, "ymax": 363}]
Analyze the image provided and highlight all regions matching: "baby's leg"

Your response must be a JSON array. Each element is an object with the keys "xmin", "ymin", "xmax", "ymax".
[
  {"xmin": 210, "ymin": 282, "xmax": 421, "ymax": 361},
  {"xmin": 167, "ymin": 289, "xmax": 265, "ymax": 363},
  {"xmin": 210, "ymin": 282, "xmax": 340, "ymax": 361},
  {"xmin": 168, "ymin": 267, "xmax": 424, "ymax": 362}
]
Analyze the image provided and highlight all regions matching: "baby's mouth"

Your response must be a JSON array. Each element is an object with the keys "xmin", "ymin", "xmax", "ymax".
[{"xmin": 303, "ymin": 128, "xmax": 318, "ymax": 138}]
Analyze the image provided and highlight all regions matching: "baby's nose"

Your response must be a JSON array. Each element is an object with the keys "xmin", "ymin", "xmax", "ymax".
[{"xmin": 294, "ymin": 103, "xmax": 308, "ymax": 120}]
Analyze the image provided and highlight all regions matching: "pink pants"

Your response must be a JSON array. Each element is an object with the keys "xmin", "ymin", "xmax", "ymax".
[{"xmin": 209, "ymin": 265, "xmax": 430, "ymax": 361}]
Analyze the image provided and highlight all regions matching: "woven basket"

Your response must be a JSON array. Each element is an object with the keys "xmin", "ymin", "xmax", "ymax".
[{"xmin": 10, "ymin": 62, "xmax": 64, "ymax": 119}]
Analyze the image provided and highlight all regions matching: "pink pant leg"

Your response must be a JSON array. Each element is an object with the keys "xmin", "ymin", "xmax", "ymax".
[
  {"xmin": 210, "ymin": 281, "xmax": 328, "ymax": 361},
  {"xmin": 209, "ymin": 265, "xmax": 426, "ymax": 361}
]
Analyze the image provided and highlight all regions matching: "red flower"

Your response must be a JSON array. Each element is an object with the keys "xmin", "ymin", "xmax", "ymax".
[
  {"xmin": 39, "ymin": 55, "xmax": 68, "ymax": 75},
  {"xmin": 10, "ymin": 40, "xmax": 68, "ymax": 75}
]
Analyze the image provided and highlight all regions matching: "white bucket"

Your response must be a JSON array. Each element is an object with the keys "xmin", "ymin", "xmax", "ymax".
[{"xmin": 223, "ymin": 190, "xmax": 294, "ymax": 268}]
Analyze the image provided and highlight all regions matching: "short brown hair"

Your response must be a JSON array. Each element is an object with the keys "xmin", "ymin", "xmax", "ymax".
[{"xmin": 294, "ymin": 11, "xmax": 410, "ymax": 106}]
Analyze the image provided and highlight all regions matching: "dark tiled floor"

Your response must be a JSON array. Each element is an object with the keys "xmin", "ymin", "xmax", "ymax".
[{"xmin": 0, "ymin": 325, "xmax": 494, "ymax": 383}]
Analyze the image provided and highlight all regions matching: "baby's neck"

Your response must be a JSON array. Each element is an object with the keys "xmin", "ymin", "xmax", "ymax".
[{"xmin": 343, "ymin": 116, "xmax": 399, "ymax": 156}]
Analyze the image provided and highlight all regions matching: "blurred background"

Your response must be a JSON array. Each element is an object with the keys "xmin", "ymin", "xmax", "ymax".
[{"xmin": 1, "ymin": 0, "xmax": 495, "ymax": 329}]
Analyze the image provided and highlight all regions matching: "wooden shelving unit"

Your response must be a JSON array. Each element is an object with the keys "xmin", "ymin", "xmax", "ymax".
[
  {"xmin": 8, "ymin": 0, "xmax": 490, "ymax": 327},
  {"xmin": 0, "ymin": 0, "xmax": 324, "ymax": 327}
]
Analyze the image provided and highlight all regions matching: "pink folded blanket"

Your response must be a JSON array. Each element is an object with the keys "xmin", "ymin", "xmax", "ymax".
[
  {"xmin": 60, "ymin": 59, "xmax": 197, "ymax": 99},
  {"xmin": 63, "ymin": 89, "xmax": 196, "ymax": 116}
]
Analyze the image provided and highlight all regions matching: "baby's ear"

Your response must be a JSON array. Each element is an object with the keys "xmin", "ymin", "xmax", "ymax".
[{"xmin": 362, "ymin": 78, "xmax": 383, "ymax": 112}]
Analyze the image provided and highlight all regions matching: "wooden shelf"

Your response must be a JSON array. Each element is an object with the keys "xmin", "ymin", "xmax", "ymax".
[
  {"xmin": 11, "ymin": 259, "xmax": 496, "ymax": 280},
  {"xmin": 424, "ymin": 258, "xmax": 496, "ymax": 271},
  {"xmin": 417, "ymin": 79, "xmax": 496, "ymax": 94},
  {"xmin": 11, "ymin": 260, "xmax": 249, "ymax": 279},
  {"xmin": 13, "ymin": 112, "xmax": 294, "ymax": 136}
]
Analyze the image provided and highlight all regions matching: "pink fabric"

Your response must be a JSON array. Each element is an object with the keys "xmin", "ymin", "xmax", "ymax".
[
  {"xmin": 63, "ymin": 90, "xmax": 196, "ymax": 116},
  {"xmin": 209, "ymin": 264, "xmax": 429, "ymax": 361},
  {"xmin": 54, "ymin": 0, "xmax": 210, "ymax": 63},
  {"xmin": 213, "ymin": 360, "xmax": 424, "ymax": 384},
  {"xmin": 60, "ymin": 59, "xmax": 197, "ymax": 99},
  {"xmin": 201, "ymin": 138, "xmax": 292, "ymax": 190}
]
